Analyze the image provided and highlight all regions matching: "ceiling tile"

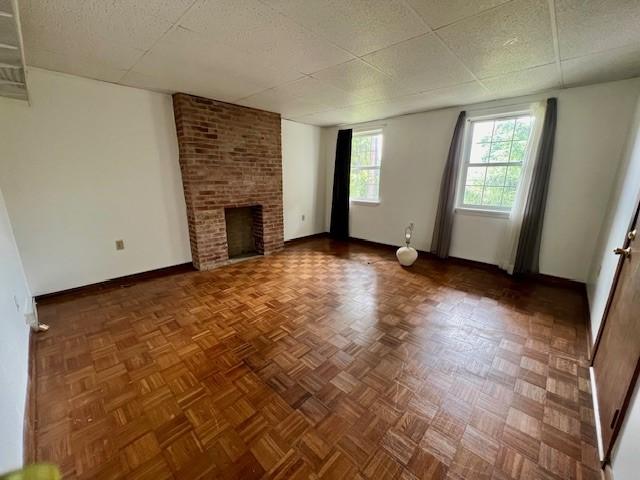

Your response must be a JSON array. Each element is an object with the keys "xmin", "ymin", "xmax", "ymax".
[
  {"xmin": 21, "ymin": 0, "xmax": 193, "ymax": 52},
  {"xmin": 179, "ymin": 0, "xmax": 353, "ymax": 74},
  {"xmin": 361, "ymin": 33, "xmax": 474, "ymax": 93},
  {"xmin": 556, "ymin": 0, "xmax": 640, "ymax": 59},
  {"xmin": 406, "ymin": 0, "xmax": 511, "ymax": 29},
  {"xmin": 293, "ymin": 81, "xmax": 488, "ymax": 126},
  {"xmin": 438, "ymin": 0, "xmax": 555, "ymax": 79},
  {"xmin": 26, "ymin": 48, "xmax": 128, "ymax": 84},
  {"xmin": 257, "ymin": 77, "xmax": 365, "ymax": 108},
  {"xmin": 263, "ymin": 0, "xmax": 429, "ymax": 56},
  {"xmin": 129, "ymin": 27, "xmax": 301, "ymax": 100},
  {"xmin": 292, "ymin": 108, "xmax": 373, "ymax": 127},
  {"xmin": 482, "ymin": 63, "xmax": 561, "ymax": 97},
  {"xmin": 562, "ymin": 43, "xmax": 640, "ymax": 87},
  {"xmin": 311, "ymin": 59, "xmax": 392, "ymax": 91},
  {"xmin": 22, "ymin": 21, "xmax": 144, "ymax": 74},
  {"xmin": 236, "ymin": 88, "xmax": 330, "ymax": 118}
]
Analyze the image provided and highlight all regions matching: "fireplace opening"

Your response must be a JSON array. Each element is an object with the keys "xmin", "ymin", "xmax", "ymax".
[{"xmin": 224, "ymin": 206, "xmax": 263, "ymax": 261}]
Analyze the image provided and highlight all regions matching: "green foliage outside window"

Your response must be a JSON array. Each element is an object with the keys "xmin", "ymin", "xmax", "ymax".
[
  {"xmin": 350, "ymin": 133, "xmax": 382, "ymax": 201},
  {"xmin": 462, "ymin": 116, "xmax": 532, "ymax": 210}
]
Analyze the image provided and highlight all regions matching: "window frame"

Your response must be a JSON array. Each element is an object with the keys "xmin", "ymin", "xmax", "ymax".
[
  {"xmin": 349, "ymin": 128, "xmax": 383, "ymax": 204},
  {"xmin": 456, "ymin": 108, "xmax": 533, "ymax": 216}
]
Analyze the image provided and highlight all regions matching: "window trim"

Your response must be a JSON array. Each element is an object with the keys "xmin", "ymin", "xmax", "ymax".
[
  {"xmin": 456, "ymin": 109, "xmax": 533, "ymax": 216},
  {"xmin": 349, "ymin": 128, "xmax": 383, "ymax": 203}
]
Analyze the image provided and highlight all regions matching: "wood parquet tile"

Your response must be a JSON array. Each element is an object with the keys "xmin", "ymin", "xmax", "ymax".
[{"xmin": 33, "ymin": 238, "xmax": 601, "ymax": 479}]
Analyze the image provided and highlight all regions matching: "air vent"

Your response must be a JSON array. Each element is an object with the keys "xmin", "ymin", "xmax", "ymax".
[{"xmin": 0, "ymin": 0, "xmax": 27, "ymax": 101}]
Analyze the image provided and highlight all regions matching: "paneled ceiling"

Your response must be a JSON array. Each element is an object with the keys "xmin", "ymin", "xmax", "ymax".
[{"xmin": 19, "ymin": 0, "xmax": 640, "ymax": 126}]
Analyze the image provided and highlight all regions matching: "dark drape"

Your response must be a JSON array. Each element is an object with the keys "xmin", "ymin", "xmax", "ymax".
[
  {"xmin": 330, "ymin": 129, "xmax": 353, "ymax": 240},
  {"xmin": 430, "ymin": 111, "xmax": 466, "ymax": 258},
  {"xmin": 513, "ymin": 97, "xmax": 558, "ymax": 275}
]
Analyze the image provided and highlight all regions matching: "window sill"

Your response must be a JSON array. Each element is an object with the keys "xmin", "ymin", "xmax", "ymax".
[
  {"xmin": 455, "ymin": 207, "xmax": 510, "ymax": 219},
  {"xmin": 350, "ymin": 199, "xmax": 380, "ymax": 206}
]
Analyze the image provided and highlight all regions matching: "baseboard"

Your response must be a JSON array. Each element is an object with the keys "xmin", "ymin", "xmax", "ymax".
[
  {"xmin": 34, "ymin": 262, "xmax": 195, "ymax": 304},
  {"xmin": 284, "ymin": 232, "xmax": 329, "ymax": 246},
  {"xmin": 23, "ymin": 330, "xmax": 36, "ymax": 465},
  {"xmin": 347, "ymin": 236, "xmax": 586, "ymax": 290},
  {"xmin": 590, "ymin": 366, "xmax": 606, "ymax": 465}
]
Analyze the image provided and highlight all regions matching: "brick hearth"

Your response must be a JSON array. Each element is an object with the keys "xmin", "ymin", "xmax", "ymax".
[{"xmin": 173, "ymin": 93, "xmax": 284, "ymax": 270}]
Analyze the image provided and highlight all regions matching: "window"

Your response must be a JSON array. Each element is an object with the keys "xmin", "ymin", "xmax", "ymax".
[
  {"xmin": 458, "ymin": 114, "xmax": 533, "ymax": 212},
  {"xmin": 350, "ymin": 130, "xmax": 382, "ymax": 202}
]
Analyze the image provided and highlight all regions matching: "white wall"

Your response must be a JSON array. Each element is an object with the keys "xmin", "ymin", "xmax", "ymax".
[
  {"xmin": 0, "ymin": 187, "xmax": 31, "ymax": 473},
  {"xmin": 0, "ymin": 68, "xmax": 192, "ymax": 295},
  {"xmin": 587, "ymin": 96, "xmax": 640, "ymax": 480},
  {"xmin": 612, "ymin": 383, "xmax": 640, "ymax": 480},
  {"xmin": 323, "ymin": 78, "xmax": 640, "ymax": 281},
  {"xmin": 587, "ymin": 96, "xmax": 640, "ymax": 338},
  {"xmin": 282, "ymin": 120, "xmax": 325, "ymax": 240}
]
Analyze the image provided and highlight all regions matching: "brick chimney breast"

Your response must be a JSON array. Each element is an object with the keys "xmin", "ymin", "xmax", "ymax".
[{"xmin": 172, "ymin": 93, "xmax": 284, "ymax": 270}]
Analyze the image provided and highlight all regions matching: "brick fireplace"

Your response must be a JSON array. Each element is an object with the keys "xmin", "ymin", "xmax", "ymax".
[{"xmin": 172, "ymin": 93, "xmax": 284, "ymax": 270}]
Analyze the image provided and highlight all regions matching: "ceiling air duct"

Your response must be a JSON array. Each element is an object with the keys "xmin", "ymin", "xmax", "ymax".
[{"xmin": 0, "ymin": 0, "xmax": 27, "ymax": 101}]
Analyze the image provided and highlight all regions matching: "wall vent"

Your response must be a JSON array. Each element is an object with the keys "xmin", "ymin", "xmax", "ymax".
[{"xmin": 0, "ymin": 0, "xmax": 28, "ymax": 101}]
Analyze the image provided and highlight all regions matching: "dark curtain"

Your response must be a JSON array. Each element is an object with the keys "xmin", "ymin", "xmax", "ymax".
[
  {"xmin": 513, "ymin": 97, "xmax": 558, "ymax": 275},
  {"xmin": 430, "ymin": 111, "xmax": 466, "ymax": 258},
  {"xmin": 330, "ymin": 129, "xmax": 353, "ymax": 240}
]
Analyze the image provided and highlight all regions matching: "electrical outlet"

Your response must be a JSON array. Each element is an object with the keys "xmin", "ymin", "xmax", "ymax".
[
  {"xmin": 301, "ymin": 214, "xmax": 305, "ymax": 221},
  {"xmin": 115, "ymin": 239, "xmax": 125, "ymax": 250}
]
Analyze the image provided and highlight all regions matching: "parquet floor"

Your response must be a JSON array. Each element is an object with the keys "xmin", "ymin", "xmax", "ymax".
[{"xmin": 34, "ymin": 238, "xmax": 601, "ymax": 480}]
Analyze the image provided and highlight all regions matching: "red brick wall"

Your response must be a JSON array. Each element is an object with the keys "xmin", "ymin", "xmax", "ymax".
[{"xmin": 172, "ymin": 93, "xmax": 284, "ymax": 270}]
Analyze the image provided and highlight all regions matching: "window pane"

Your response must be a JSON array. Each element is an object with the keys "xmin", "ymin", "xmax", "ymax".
[
  {"xmin": 493, "ymin": 119, "xmax": 515, "ymax": 141},
  {"xmin": 469, "ymin": 142, "xmax": 490, "ymax": 163},
  {"xmin": 460, "ymin": 114, "xmax": 532, "ymax": 212},
  {"xmin": 350, "ymin": 167, "xmax": 380, "ymax": 201},
  {"xmin": 351, "ymin": 134, "xmax": 381, "ymax": 167},
  {"xmin": 505, "ymin": 165, "xmax": 522, "ymax": 186},
  {"xmin": 485, "ymin": 166, "xmax": 507, "ymax": 186},
  {"xmin": 514, "ymin": 117, "xmax": 532, "ymax": 141},
  {"xmin": 488, "ymin": 141, "xmax": 510, "ymax": 163},
  {"xmin": 509, "ymin": 140, "xmax": 527, "ymax": 163},
  {"xmin": 463, "ymin": 185, "xmax": 483, "ymax": 205},
  {"xmin": 466, "ymin": 166, "xmax": 486, "ymax": 185},
  {"xmin": 472, "ymin": 121, "xmax": 494, "ymax": 144},
  {"xmin": 501, "ymin": 187, "xmax": 517, "ymax": 208},
  {"xmin": 482, "ymin": 186, "xmax": 503, "ymax": 206}
]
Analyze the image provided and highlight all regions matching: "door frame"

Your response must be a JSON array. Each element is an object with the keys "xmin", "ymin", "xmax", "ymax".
[{"xmin": 590, "ymin": 190, "xmax": 640, "ymax": 463}]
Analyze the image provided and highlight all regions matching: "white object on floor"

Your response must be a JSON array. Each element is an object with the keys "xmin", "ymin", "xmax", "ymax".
[{"xmin": 396, "ymin": 246, "xmax": 418, "ymax": 266}]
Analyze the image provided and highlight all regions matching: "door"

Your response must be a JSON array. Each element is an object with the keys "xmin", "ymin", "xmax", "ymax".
[{"xmin": 592, "ymin": 199, "xmax": 640, "ymax": 461}]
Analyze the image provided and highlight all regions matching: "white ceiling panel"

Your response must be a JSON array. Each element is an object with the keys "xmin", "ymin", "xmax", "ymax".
[
  {"xmin": 362, "ymin": 34, "xmax": 474, "ymax": 94},
  {"xmin": 482, "ymin": 63, "xmax": 562, "ymax": 97},
  {"xmin": 253, "ymin": 76, "xmax": 365, "ymax": 109},
  {"xmin": 292, "ymin": 81, "xmax": 489, "ymax": 126},
  {"xmin": 438, "ymin": 0, "xmax": 555, "ymax": 79},
  {"xmin": 21, "ymin": 0, "xmax": 192, "ymax": 52},
  {"xmin": 556, "ymin": 0, "xmax": 640, "ymax": 60},
  {"xmin": 129, "ymin": 27, "xmax": 301, "ymax": 101},
  {"xmin": 13, "ymin": 0, "xmax": 640, "ymax": 126},
  {"xmin": 312, "ymin": 59, "xmax": 394, "ymax": 92},
  {"xmin": 179, "ymin": 0, "xmax": 353, "ymax": 74},
  {"xmin": 562, "ymin": 43, "xmax": 640, "ymax": 87},
  {"xmin": 406, "ymin": 0, "xmax": 512, "ymax": 29},
  {"xmin": 27, "ymin": 48, "xmax": 129, "ymax": 84},
  {"xmin": 263, "ymin": 0, "xmax": 429, "ymax": 56},
  {"xmin": 236, "ymin": 88, "xmax": 330, "ymax": 118}
]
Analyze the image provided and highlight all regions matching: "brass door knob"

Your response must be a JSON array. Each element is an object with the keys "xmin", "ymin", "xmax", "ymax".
[{"xmin": 614, "ymin": 247, "xmax": 632, "ymax": 258}]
